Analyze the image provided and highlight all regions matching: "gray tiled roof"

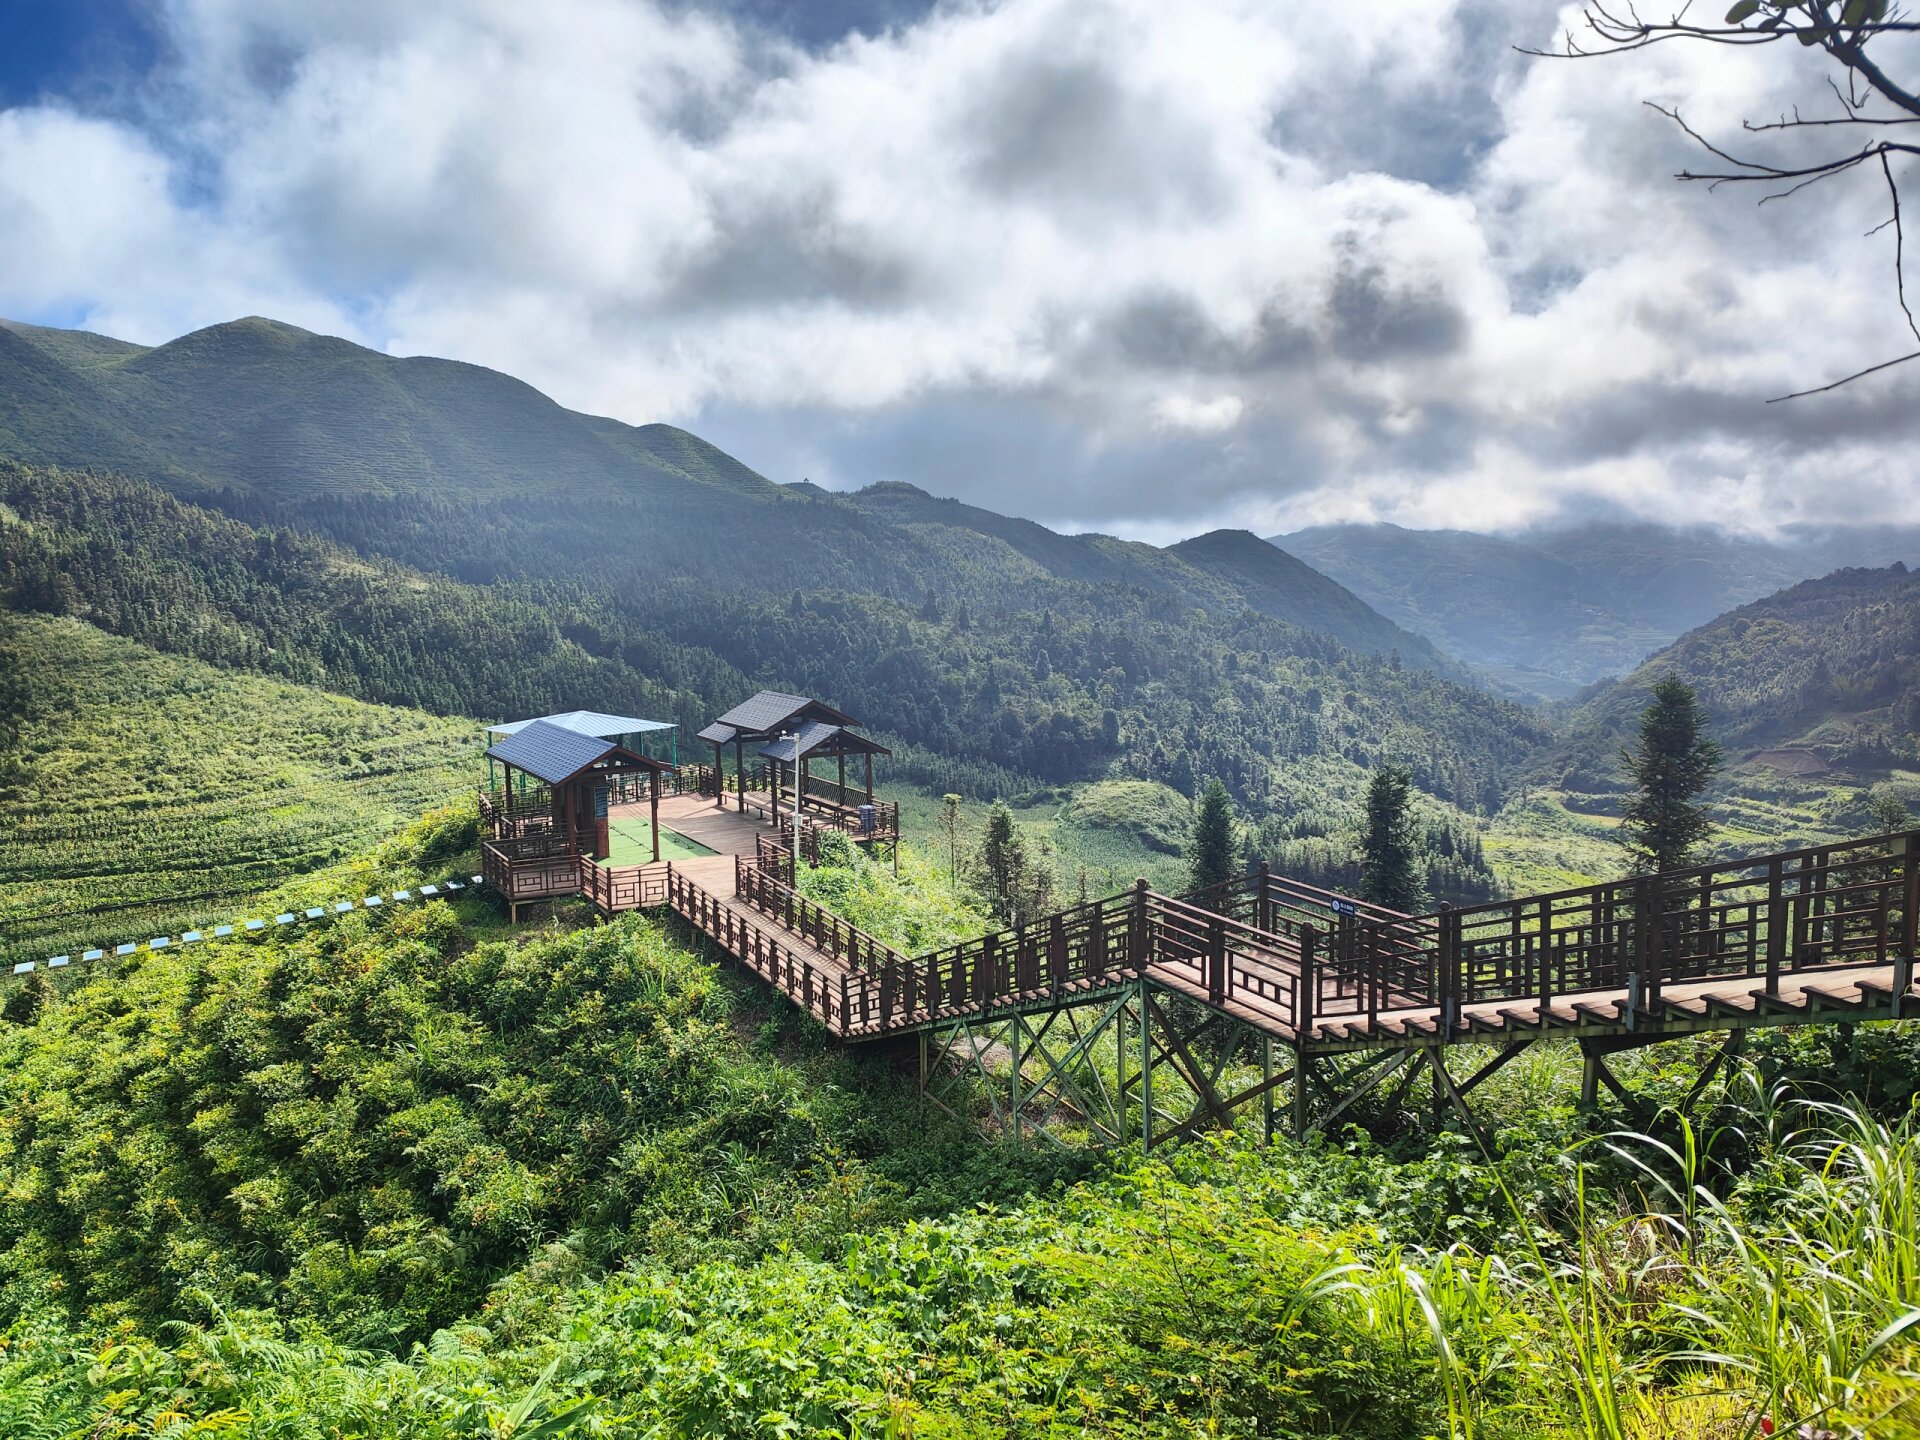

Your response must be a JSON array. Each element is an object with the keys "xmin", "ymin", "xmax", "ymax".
[
  {"xmin": 486, "ymin": 719, "xmax": 617, "ymax": 786},
  {"xmin": 759, "ymin": 721, "xmax": 891, "ymax": 763},
  {"xmin": 713, "ymin": 690, "xmax": 859, "ymax": 735},
  {"xmin": 696, "ymin": 722, "xmax": 738, "ymax": 744}
]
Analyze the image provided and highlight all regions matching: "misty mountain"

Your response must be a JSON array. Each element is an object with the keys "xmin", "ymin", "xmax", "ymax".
[{"xmin": 1279, "ymin": 521, "xmax": 1920, "ymax": 694}]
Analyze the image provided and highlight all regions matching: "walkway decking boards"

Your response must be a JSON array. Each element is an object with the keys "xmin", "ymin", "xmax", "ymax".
[{"xmin": 577, "ymin": 801, "xmax": 1919, "ymax": 1074}]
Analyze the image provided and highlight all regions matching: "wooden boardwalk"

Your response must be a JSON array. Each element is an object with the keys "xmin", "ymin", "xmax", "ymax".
[{"xmin": 521, "ymin": 796, "xmax": 1920, "ymax": 1140}]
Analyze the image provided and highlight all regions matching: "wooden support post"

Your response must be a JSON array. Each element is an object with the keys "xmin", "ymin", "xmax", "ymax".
[
  {"xmin": 865, "ymin": 751, "xmax": 874, "ymax": 804},
  {"xmin": 735, "ymin": 738, "xmax": 746, "ymax": 813},
  {"xmin": 1256, "ymin": 860, "xmax": 1272, "ymax": 934},
  {"xmin": 1261, "ymin": 1035, "xmax": 1275, "ymax": 1145},
  {"xmin": 838, "ymin": 752, "xmax": 846, "ymax": 809},
  {"xmin": 713, "ymin": 739, "xmax": 724, "ymax": 808},
  {"xmin": 650, "ymin": 769, "xmax": 661, "ymax": 863}
]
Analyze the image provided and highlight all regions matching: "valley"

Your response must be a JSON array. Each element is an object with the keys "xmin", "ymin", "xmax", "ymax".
[{"xmin": 2, "ymin": 314, "xmax": 1918, "ymax": 1439}]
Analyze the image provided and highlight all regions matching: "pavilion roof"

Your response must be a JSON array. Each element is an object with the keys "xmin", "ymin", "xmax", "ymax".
[
  {"xmin": 712, "ymin": 690, "xmax": 858, "ymax": 737},
  {"xmin": 486, "ymin": 719, "xmax": 669, "ymax": 786},
  {"xmin": 759, "ymin": 720, "xmax": 891, "ymax": 764},
  {"xmin": 485, "ymin": 709, "xmax": 673, "ymax": 739}
]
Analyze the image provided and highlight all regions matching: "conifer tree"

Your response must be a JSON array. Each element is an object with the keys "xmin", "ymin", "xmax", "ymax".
[
  {"xmin": 1187, "ymin": 778, "xmax": 1238, "ymax": 895},
  {"xmin": 1358, "ymin": 763, "xmax": 1426, "ymax": 912},
  {"xmin": 976, "ymin": 800, "xmax": 1054, "ymax": 925},
  {"xmin": 1620, "ymin": 674, "xmax": 1720, "ymax": 876}
]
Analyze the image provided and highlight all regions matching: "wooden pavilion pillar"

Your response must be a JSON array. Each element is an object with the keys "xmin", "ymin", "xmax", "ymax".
[
  {"xmin": 650, "ymin": 768, "xmax": 661, "ymax": 863},
  {"xmin": 864, "ymin": 751, "xmax": 874, "ymax": 803},
  {"xmin": 712, "ymin": 738, "xmax": 724, "ymax": 809},
  {"xmin": 838, "ymin": 752, "xmax": 846, "ymax": 807},
  {"xmin": 734, "ymin": 737, "xmax": 746, "ymax": 813}
]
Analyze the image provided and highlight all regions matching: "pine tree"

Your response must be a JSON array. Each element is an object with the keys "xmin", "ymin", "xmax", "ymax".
[
  {"xmin": 1358, "ymin": 763, "xmax": 1426, "ymax": 912},
  {"xmin": 1620, "ymin": 674, "xmax": 1721, "ymax": 875},
  {"xmin": 975, "ymin": 800, "xmax": 1054, "ymax": 925},
  {"xmin": 1187, "ymin": 778, "xmax": 1237, "ymax": 895}
]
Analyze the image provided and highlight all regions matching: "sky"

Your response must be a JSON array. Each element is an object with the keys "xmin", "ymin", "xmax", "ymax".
[{"xmin": 1, "ymin": 0, "xmax": 1917, "ymax": 543}]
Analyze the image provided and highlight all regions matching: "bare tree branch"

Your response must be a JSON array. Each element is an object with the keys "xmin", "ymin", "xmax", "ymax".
[
  {"xmin": 1766, "ymin": 347, "xmax": 1920, "ymax": 400},
  {"xmin": 1525, "ymin": 2, "xmax": 1920, "ymax": 395}
]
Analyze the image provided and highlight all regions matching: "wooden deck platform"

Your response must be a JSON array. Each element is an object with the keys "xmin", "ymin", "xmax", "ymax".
[{"xmin": 489, "ymin": 796, "xmax": 1920, "ymax": 1079}]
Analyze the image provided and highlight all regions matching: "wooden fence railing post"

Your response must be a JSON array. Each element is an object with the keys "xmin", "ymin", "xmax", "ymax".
[
  {"xmin": 1207, "ymin": 912, "xmax": 1227, "ymax": 1004},
  {"xmin": 1766, "ymin": 856, "xmax": 1786, "ymax": 996},
  {"xmin": 1299, "ymin": 923, "xmax": 1318, "ymax": 1036},
  {"xmin": 1257, "ymin": 861, "xmax": 1272, "ymax": 934},
  {"xmin": 1131, "ymin": 879, "xmax": 1150, "ymax": 973}
]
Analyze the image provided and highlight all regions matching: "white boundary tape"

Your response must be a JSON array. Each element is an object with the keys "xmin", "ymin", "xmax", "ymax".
[{"xmin": 12, "ymin": 874, "xmax": 486, "ymax": 976}]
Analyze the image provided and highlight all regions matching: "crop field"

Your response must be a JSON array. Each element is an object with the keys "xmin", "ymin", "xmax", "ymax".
[{"xmin": 0, "ymin": 615, "xmax": 484, "ymax": 968}]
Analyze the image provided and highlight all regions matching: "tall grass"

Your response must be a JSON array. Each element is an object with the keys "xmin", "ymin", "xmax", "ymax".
[{"xmin": 1391, "ymin": 1070, "xmax": 1920, "ymax": 1438}]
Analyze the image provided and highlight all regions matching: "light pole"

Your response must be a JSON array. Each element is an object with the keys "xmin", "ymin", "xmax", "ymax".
[{"xmin": 781, "ymin": 727, "xmax": 801, "ymax": 872}]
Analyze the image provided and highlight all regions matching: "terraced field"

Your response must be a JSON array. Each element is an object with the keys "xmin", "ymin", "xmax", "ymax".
[{"xmin": 0, "ymin": 615, "xmax": 482, "ymax": 968}]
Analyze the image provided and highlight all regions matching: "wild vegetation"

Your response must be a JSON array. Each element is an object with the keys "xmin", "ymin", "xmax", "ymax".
[
  {"xmin": 0, "ymin": 614, "xmax": 479, "ymax": 970},
  {"xmin": 7, "ymin": 805, "xmax": 1920, "ymax": 1435}
]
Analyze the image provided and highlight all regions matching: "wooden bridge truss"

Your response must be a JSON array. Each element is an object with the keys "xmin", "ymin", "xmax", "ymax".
[{"xmin": 488, "ymin": 797, "xmax": 1920, "ymax": 1148}]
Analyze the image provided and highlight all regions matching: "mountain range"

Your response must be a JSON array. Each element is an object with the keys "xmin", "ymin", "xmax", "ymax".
[
  {"xmin": 3, "ymin": 311, "xmax": 1915, "ymax": 899},
  {"xmin": 1281, "ymin": 521, "xmax": 1920, "ymax": 695}
]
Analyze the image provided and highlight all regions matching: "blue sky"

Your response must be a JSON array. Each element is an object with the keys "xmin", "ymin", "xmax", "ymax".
[{"xmin": 0, "ymin": 0, "xmax": 1915, "ymax": 541}]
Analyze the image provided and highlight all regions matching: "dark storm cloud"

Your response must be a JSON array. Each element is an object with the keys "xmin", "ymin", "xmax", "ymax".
[
  {"xmin": 661, "ymin": 185, "xmax": 921, "ymax": 312},
  {"xmin": 963, "ymin": 55, "xmax": 1233, "ymax": 222}
]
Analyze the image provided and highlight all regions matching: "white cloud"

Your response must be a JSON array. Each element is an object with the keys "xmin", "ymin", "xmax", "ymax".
[{"xmin": 0, "ymin": 0, "xmax": 1916, "ymax": 539}]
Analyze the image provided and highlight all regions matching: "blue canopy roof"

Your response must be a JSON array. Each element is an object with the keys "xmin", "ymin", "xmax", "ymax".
[{"xmin": 486, "ymin": 709, "xmax": 673, "ymax": 739}]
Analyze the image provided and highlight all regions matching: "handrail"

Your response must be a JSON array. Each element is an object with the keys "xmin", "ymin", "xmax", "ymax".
[
  {"xmin": 734, "ymin": 855, "xmax": 909, "ymax": 972},
  {"xmin": 651, "ymin": 827, "xmax": 1918, "ymax": 1046}
]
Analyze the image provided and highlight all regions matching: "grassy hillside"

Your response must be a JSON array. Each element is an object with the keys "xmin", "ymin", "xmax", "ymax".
[
  {"xmin": 0, "ymin": 613, "xmax": 481, "ymax": 969},
  {"xmin": 6, "ymin": 808, "xmax": 1920, "ymax": 1435}
]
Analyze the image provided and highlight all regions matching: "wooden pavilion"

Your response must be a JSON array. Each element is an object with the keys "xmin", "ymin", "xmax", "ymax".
[
  {"xmin": 698, "ymin": 691, "xmax": 869, "ymax": 814},
  {"xmin": 485, "ymin": 719, "xmax": 674, "ymax": 863}
]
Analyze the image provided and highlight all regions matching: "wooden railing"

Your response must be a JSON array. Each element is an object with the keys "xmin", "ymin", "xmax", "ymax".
[
  {"xmin": 734, "ymin": 855, "xmax": 909, "ymax": 972},
  {"xmin": 582, "ymin": 860, "xmax": 673, "ymax": 913},
  {"xmin": 480, "ymin": 834, "xmax": 582, "ymax": 902},
  {"xmin": 668, "ymin": 869, "xmax": 859, "ymax": 1031},
  {"xmin": 500, "ymin": 820, "xmax": 1917, "ymax": 1048},
  {"xmin": 1323, "ymin": 830, "xmax": 1920, "ymax": 1026},
  {"xmin": 478, "ymin": 786, "xmax": 558, "ymax": 839}
]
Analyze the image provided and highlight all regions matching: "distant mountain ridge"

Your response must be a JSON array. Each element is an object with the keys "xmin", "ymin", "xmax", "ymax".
[
  {"xmin": 1528, "ymin": 563, "xmax": 1920, "ymax": 843},
  {"xmin": 0, "ymin": 313, "xmax": 1440, "ymax": 667},
  {"xmin": 1279, "ymin": 521, "xmax": 1920, "ymax": 693}
]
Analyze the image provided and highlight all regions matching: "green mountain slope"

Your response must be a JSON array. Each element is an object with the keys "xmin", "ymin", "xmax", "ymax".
[
  {"xmin": 1168, "ymin": 528, "xmax": 1446, "ymax": 666},
  {"xmin": 0, "ymin": 613, "xmax": 481, "ymax": 969},
  {"xmin": 1281, "ymin": 521, "xmax": 1920, "ymax": 692},
  {"xmin": 1483, "ymin": 564, "xmax": 1920, "ymax": 886},
  {"xmin": 1556, "ymin": 563, "xmax": 1920, "ymax": 778},
  {"xmin": 0, "ymin": 316, "xmax": 1451, "ymax": 664}
]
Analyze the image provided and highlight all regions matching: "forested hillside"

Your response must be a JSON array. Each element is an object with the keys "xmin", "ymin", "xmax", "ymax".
[
  {"xmin": 1548, "ymin": 564, "xmax": 1920, "ymax": 788},
  {"xmin": 0, "ymin": 460, "xmax": 1546, "ymax": 828},
  {"xmin": 1480, "ymin": 564, "xmax": 1920, "ymax": 884},
  {"xmin": 0, "ymin": 314, "xmax": 1442, "ymax": 667}
]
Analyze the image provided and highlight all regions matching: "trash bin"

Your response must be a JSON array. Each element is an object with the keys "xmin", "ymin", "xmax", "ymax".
[{"xmin": 857, "ymin": 803, "xmax": 876, "ymax": 837}]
